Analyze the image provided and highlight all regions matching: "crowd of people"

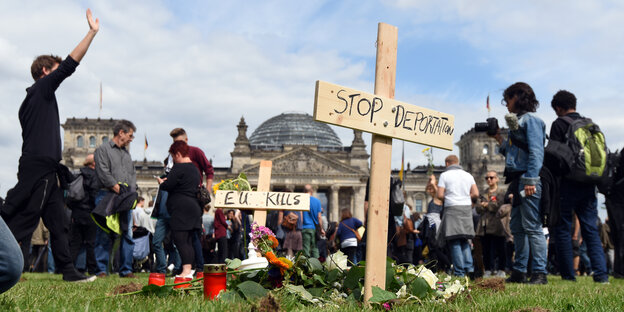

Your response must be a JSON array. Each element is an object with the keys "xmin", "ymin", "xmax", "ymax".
[{"xmin": 2, "ymin": 9, "xmax": 624, "ymax": 297}]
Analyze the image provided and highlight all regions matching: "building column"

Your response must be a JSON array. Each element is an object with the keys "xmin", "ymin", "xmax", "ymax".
[
  {"xmin": 330, "ymin": 185, "xmax": 340, "ymax": 223},
  {"xmin": 353, "ymin": 185, "xmax": 366, "ymax": 221}
]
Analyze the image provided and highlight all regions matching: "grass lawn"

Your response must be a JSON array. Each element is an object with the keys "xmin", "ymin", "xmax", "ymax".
[{"xmin": 1, "ymin": 273, "xmax": 623, "ymax": 311}]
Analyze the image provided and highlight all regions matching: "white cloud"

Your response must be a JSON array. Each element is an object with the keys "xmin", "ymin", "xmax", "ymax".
[{"xmin": 1, "ymin": 0, "xmax": 624, "ymax": 197}]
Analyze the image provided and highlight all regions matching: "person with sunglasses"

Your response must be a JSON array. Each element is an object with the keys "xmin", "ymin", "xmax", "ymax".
[{"xmin": 476, "ymin": 171, "xmax": 507, "ymax": 278}]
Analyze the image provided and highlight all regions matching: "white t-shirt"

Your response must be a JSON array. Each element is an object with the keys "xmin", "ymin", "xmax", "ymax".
[{"xmin": 438, "ymin": 168, "xmax": 476, "ymax": 206}]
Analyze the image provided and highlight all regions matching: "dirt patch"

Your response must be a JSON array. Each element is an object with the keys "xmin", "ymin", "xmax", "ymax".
[
  {"xmin": 110, "ymin": 282, "xmax": 144, "ymax": 295},
  {"xmin": 252, "ymin": 293, "xmax": 282, "ymax": 312},
  {"xmin": 513, "ymin": 307, "xmax": 550, "ymax": 312},
  {"xmin": 474, "ymin": 277, "xmax": 505, "ymax": 292},
  {"xmin": 19, "ymin": 277, "xmax": 27, "ymax": 282}
]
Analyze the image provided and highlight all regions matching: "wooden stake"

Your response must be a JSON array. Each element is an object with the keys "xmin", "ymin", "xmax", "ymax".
[
  {"xmin": 363, "ymin": 22, "xmax": 398, "ymax": 303},
  {"xmin": 253, "ymin": 160, "xmax": 272, "ymax": 226}
]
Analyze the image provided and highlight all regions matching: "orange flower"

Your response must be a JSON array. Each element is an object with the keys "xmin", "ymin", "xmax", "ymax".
[
  {"xmin": 268, "ymin": 235, "xmax": 279, "ymax": 249},
  {"xmin": 265, "ymin": 251, "xmax": 290, "ymax": 274}
]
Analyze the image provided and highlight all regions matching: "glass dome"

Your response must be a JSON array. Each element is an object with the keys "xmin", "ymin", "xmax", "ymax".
[{"xmin": 249, "ymin": 113, "xmax": 342, "ymax": 148}]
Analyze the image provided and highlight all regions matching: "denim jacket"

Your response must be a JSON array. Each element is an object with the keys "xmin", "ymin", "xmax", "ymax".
[{"xmin": 498, "ymin": 112, "xmax": 545, "ymax": 186}]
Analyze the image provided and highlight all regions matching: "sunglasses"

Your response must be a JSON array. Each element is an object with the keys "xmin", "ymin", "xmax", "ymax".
[{"xmin": 485, "ymin": 176, "xmax": 496, "ymax": 180}]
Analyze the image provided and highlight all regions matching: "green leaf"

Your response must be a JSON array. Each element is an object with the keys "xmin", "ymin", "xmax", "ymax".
[
  {"xmin": 368, "ymin": 286, "xmax": 397, "ymax": 303},
  {"xmin": 308, "ymin": 287, "xmax": 324, "ymax": 297},
  {"xmin": 409, "ymin": 277, "xmax": 432, "ymax": 299},
  {"xmin": 343, "ymin": 265, "xmax": 365, "ymax": 290},
  {"xmin": 385, "ymin": 262, "xmax": 400, "ymax": 292},
  {"xmin": 226, "ymin": 258, "xmax": 242, "ymax": 270},
  {"xmin": 219, "ymin": 290, "xmax": 243, "ymax": 303},
  {"xmin": 313, "ymin": 274, "xmax": 327, "ymax": 286},
  {"xmin": 237, "ymin": 281, "xmax": 268, "ymax": 301},
  {"xmin": 307, "ymin": 258, "xmax": 323, "ymax": 273},
  {"xmin": 285, "ymin": 284, "xmax": 314, "ymax": 302},
  {"xmin": 326, "ymin": 269, "xmax": 340, "ymax": 283}
]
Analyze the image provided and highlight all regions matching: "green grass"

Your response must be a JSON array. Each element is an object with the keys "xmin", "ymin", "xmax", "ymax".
[{"xmin": 1, "ymin": 273, "xmax": 623, "ymax": 311}]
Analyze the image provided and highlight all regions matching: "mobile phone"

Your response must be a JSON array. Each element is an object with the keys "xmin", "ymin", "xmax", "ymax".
[{"xmin": 519, "ymin": 190, "xmax": 526, "ymax": 197}]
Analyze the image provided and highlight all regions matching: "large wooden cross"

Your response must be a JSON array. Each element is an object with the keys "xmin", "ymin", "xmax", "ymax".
[
  {"xmin": 314, "ymin": 23, "xmax": 455, "ymax": 303},
  {"xmin": 213, "ymin": 160, "xmax": 310, "ymax": 226}
]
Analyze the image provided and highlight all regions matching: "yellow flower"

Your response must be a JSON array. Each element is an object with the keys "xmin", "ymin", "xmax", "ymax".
[
  {"xmin": 422, "ymin": 147, "xmax": 431, "ymax": 153},
  {"xmin": 213, "ymin": 180, "xmax": 224, "ymax": 193}
]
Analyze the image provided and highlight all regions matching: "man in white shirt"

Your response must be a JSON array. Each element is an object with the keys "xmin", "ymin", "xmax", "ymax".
[{"xmin": 434, "ymin": 155, "xmax": 479, "ymax": 277}]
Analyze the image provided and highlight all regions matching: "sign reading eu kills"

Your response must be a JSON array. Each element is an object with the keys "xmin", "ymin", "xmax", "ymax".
[
  {"xmin": 214, "ymin": 190, "xmax": 310, "ymax": 211},
  {"xmin": 313, "ymin": 80, "xmax": 455, "ymax": 150}
]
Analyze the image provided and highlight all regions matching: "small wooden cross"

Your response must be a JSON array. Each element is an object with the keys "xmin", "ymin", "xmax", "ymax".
[
  {"xmin": 213, "ymin": 160, "xmax": 310, "ymax": 226},
  {"xmin": 314, "ymin": 23, "xmax": 455, "ymax": 303}
]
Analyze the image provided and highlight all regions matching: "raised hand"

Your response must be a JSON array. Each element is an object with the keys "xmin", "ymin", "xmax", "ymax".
[{"xmin": 86, "ymin": 8, "xmax": 99, "ymax": 33}]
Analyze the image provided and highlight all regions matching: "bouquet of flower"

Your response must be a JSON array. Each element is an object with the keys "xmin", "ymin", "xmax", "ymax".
[
  {"xmin": 249, "ymin": 223, "xmax": 291, "ymax": 273},
  {"xmin": 213, "ymin": 172, "xmax": 253, "ymax": 193}
]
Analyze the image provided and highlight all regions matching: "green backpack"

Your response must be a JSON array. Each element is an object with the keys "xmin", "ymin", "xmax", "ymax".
[{"xmin": 562, "ymin": 115, "xmax": 608, "ymax": 184}]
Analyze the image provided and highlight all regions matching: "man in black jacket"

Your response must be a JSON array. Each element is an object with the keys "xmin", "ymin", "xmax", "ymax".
[
  {"xmin": 68, "ymin": 154, "xmax": 99, "ymax": 275},
  {"xmin": 0, "ymin": 9, "xmax": 99, "ymax": 283},
  {"xmin": 550, "ymin": 90, "xmax": 608, "ymax": 283}
]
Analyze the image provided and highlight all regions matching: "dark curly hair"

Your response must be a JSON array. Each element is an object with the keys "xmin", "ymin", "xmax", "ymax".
[
  {"xmin": 502, "ymin": 82, "xmax": 539, "ymax": 114},
  {"xmin": 168, "ymin": 140, "xmax": 189, "ymax": 157},
  {"xmin": 551, "ymin": 90, "xmax": 576, "ymax": 111},
  {"xmin": 31, "ymin": 55, "xmax": 62, "ymax": 81}
]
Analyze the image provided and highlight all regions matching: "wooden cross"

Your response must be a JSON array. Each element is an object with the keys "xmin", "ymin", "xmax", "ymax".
[
  {"xmin": 313, "ymin": 23, "xmax": 455, "ymax": 303},
  {"xmin": 213, "ymin": 160, "xmax": 310, "ymax": 226}
]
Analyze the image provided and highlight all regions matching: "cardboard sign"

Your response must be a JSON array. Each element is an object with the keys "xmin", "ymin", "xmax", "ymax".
[
  {"xmin": 314, "ymin": 80, "xmax": 455, "ymax": 150},
  {"xmin": 214, "ymin": 190, "xmax": 310, "ymax": 211}
]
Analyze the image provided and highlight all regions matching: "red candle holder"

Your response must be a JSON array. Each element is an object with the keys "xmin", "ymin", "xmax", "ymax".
[
  {"xmin": 147, "ymin": 273, "xmax": 166, "ymax": 286},
  {"xmin": 203, "ymin": 264, "xmax": 227, "ymax": 300}
]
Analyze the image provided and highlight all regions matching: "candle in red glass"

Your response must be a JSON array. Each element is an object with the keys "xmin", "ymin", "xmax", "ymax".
[
  {"xmin": 203, "ymin": 264, "xmax": 226, "ymax": 300},
  {"xmin": 148, "ymin": 273, "xmax": 166, "ymax": 286}
]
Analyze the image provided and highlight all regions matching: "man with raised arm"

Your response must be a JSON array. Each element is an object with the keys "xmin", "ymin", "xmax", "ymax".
[{"xmin": 1, "ymin": 9, "xmax": 100, "ymax": 283}]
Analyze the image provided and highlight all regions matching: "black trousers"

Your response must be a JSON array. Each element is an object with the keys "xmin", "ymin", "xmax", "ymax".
[
  {"xmin": 69, "ymin": 220, "xmax": 97, "ymax": 274},
  {"xmin": 172, "ymin": 230, "xmax": 195, "ymax": 267},
  {"xmin": 3, "ymin": 171, "xmax": 74, "ymax": 275},
  {"xmin": 216, "ymin": 237, "xmax": 228, "ymax": 264},
  {"xmin": 482, "ymin": 234, "xmax": 506, "ymax": 271}
]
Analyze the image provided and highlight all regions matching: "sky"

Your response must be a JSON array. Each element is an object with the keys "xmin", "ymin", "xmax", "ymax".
[{"xmin": 1, "ymin": 1, "xmax": 623, "ymax": 220}]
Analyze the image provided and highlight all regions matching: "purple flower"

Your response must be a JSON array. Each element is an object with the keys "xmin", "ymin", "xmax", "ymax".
[{"xmin": 382, "ymin": 302, "xmax": 392, "ymax": 311}]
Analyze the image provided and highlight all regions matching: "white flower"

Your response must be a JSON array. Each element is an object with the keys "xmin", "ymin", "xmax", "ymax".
[
  {"xmin": 442, "ymin": 280, "xmax": 465, "ymax": 299},
  {"xmin": 416, "ymin": 266, "xmax": 438, "ymax": 289},
  {"xmin": 396, "ymin": 285, "xmax": 408, "ymax": 298},
  {"xmin": 325, "ymin": 250, "xmax": 348, "ymax": 271}
]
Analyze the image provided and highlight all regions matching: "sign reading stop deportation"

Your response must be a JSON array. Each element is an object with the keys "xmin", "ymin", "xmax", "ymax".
[
  {"xmin": 313, "ymin": 80, "xmax": 455, "ymax": 150},
  {"xmin": 214, "ymin": 190, "xmax": 310, "ymax": 211}
]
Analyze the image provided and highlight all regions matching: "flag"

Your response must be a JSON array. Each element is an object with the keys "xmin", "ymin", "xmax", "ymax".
[
  {"xmin": 144, "ymin": 135, "xmax": 148, "ymax": 150},
  {"xmin": 486, "ymin": 94, "xmax": 490, "ymax": 112},
  {"xmin": 399, "ymin": 141, "xmax": 404, "ymax": 182}
]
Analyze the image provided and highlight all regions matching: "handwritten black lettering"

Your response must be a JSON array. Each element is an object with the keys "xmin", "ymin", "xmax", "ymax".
[
  {"xmin": 394, "ymin": 104, "xmax": 404, "ymax": 127},
  {"xmin": 224, "ymin": 191, "xmax": 235, "ymax": 205},
  {"xmin": 357, "ymin": 98, "xmax": 371, "ymax": 117},
  {"xmin": 335, "ymin": 90, "xmax": 348, "ymax": 114},
  {"xmin": 348, "ymin": 93, "xmax": 360, "ymax": 116},
  {"xmin": 371, "ymin": 97, "xmax": 383, "ymax": 123},
  {"xmin": 293, "ymin": 195, "xmax": 301, "ymax": 205},
  {"xmin": 239, "ymin": 192, "xmax": 249, "ymax": 205},
  {"xmin": 266, "ymin": 193, "xmax": 277, "ymax": 206}
]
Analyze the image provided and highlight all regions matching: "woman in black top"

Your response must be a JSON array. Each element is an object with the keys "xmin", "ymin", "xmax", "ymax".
[{"xmin": 157, "ymin": 141, "xmax": 201, "ymax": 278}]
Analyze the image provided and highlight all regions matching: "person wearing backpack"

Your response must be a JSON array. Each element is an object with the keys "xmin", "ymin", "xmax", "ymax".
[
  {"xmin": 68, "ymin": 154, "xmax": 100, "ymax": 276},
  {"xmin": 549, "ymin": 90, "xmax": 609, "ymax": 283}
]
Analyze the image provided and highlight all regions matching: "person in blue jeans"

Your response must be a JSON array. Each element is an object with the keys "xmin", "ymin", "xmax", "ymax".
[
  {"xmin": 549, "ymin": 90, "xmax": 608, "ymax": 283},
  {"xmin": 93, "ymin": 120, "xmax": 137, "ymax": 278},
  {"xmin": 493, "ymin": 82, "xmax": 548, "ymax": 284},
  {"xmin": 151, "ymin": 189, "xmax": 181, "ymax": 274},
  {"xmin": 434, "ymin": 155, "xmax": 479, "ymax": 277},
  {"xmin": 0, "ymin": 215, "xmax": 23, "ymax": 294}
]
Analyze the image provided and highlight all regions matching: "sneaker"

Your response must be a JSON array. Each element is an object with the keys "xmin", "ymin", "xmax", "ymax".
[
  {"xmin": 63, "ymin": 270, "xmax": 97, "ymax": 283},
  {"xmin": 495, "ymin": 270, "xmax": 507, "ymax": 278},
  {"xmin": 505, "ymin": 270, "xmax": 527, "ymax": 283},
  {"xmin": 528, "ymin": 273, "xmax": 548, "ymax": 285},
  {"xmin": 484, "ymin": 270, "xmax": 492, "ymax": 278}
]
